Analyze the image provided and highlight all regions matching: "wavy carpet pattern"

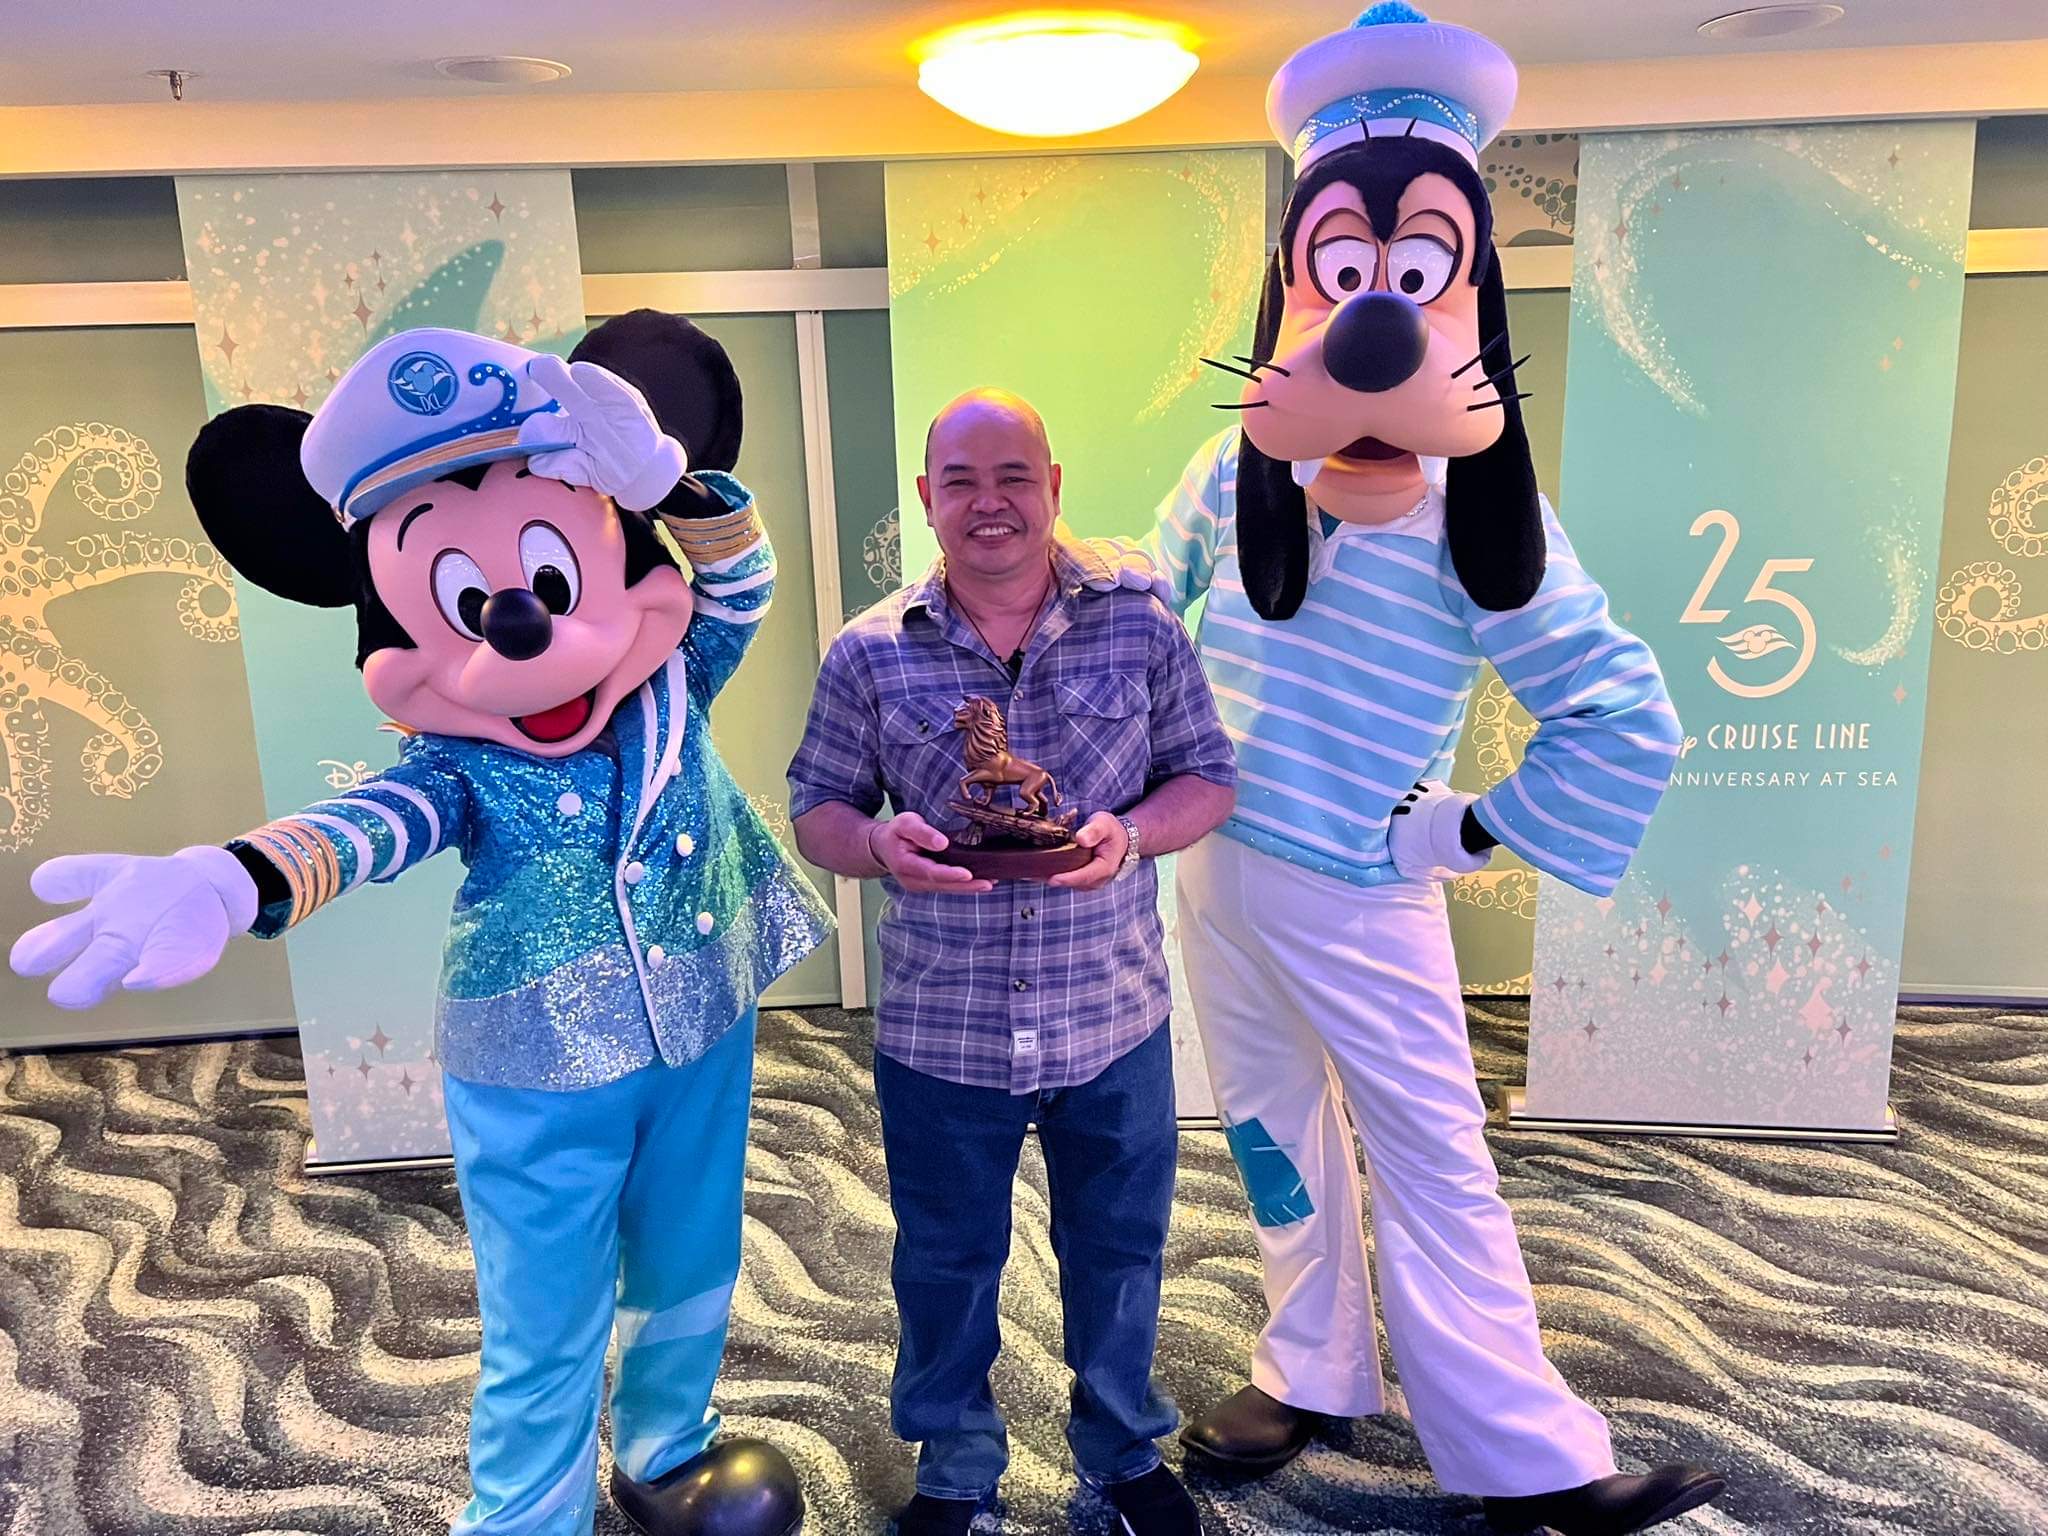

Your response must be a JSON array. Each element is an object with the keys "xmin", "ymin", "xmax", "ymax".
[{"xmin": 0, "ymin": 1003, "xmax": 2043, "ymax": 1535}]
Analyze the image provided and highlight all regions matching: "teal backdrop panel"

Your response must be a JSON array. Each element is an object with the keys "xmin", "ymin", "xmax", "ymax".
[
  {"xmin": 885, "ymin": 151, "xmax": 1267, "ymax": 1118},
  {"xmin": 1526, "ymin": 124, "xmax": 1973, "ymax": 1133},
  {"xmin": 176, "ymin": 171, "xmax": 585, "ymax": 1165}
]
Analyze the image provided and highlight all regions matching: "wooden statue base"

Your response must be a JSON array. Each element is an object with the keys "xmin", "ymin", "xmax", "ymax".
[
  {"xmin": 936, "ymin": 796, "xmax": 1088, "ymax": 882},
  {"xmin": 931, "ymin": 839, "xmax": 1093, "ymax": 881}
]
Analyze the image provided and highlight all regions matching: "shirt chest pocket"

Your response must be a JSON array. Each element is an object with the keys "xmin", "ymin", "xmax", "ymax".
[
  {"xmin": 1050, "ymin": 674, "xmax": 1152, "ymax": 805},
  {"xmin": 878, "ymin": 694, "xmax": 970, "ymax": 810}
]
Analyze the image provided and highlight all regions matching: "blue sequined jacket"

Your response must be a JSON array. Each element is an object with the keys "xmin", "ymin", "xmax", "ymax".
[{"xmin": 233, "ymin": 476, "xmax": 834, "ymax": 1091}]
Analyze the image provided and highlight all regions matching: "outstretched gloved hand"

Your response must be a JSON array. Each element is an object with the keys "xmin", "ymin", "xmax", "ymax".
[{"xmin": 10, "ymin": 846, "xmax": 258, "ymax": 1010}]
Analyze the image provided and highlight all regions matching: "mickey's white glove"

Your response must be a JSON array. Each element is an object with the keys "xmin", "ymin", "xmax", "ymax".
[
  {"xmin": 1387, "ymin": 780, "xmax": 1491, "ymax": 883},
  {"xmin": 517, "ymin": 355, "xmax": 688, "ymax": 513},
  {"xmin": 1079, "ymin": 537, "xmax": 1173, "ymax": 603},
  {"xmin": 9, "ymin": 847, "xmax": 257, "ymax": 1010}
]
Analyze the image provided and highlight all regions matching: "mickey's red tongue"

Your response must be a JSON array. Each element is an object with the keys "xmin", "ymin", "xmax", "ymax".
[{"xmin": 514, "ymin": 691, "xmax": 594, "ymax": 744}]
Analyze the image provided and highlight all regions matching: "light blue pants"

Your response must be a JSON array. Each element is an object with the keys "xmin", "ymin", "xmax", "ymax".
[{"xmin": 442, "ymin": 1011, "xmax": 757, "ymax": 1536}]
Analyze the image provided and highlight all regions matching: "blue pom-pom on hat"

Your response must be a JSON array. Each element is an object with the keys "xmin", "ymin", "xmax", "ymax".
[
  {"xmin": 1269, "ymin": 5, "xmax": 1517, "ymax": 169},
  {"xmin": 1356, "ymin": 2, "xmax": 1431, "ymax": 26}
]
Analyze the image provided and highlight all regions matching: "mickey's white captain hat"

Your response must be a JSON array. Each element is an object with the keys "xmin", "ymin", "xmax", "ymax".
[
  {"xmin": 1268, "ymin": 2, "xmax": 1517, "ymax": 172},
  {"xmin": 302, "ymin": 328, "xmax": 567, "ymax": 528}
]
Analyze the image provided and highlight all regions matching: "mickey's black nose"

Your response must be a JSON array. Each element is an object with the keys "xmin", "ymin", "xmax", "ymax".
[
  {"xmin": 480, "ymin": 588, "xmax": 553, "ymax": 660},
  {"xmin": 1322, "ymin": 292, "xmax": 1430, "ymax": 394}
]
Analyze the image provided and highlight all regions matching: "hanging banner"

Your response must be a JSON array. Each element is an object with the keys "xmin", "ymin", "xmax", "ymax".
[
  {"xmin": 885, "ymin": 151, "xmax": 1267, "ymax": 1118},
  {"xmin": 176, "ymin": 171, "xmax": 585, "ymax": 1166},
  {"xmin": 1524, "ymin": 123, "xmax": 1974, "ymax": 1136}
]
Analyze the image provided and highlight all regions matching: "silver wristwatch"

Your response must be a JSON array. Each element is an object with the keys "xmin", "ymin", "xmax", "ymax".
[{"xmin": 1115, "ymin": 814, "xmax": 1142, "ymax": 878}]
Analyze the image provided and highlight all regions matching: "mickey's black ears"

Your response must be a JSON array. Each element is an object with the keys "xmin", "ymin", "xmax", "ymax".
[
  {"xmin": 186, "ymin": 404, "xmax": 357, "ymax": 609},
  {"xmin": 1444, "ymin": 248, "xmax": 1545, "ymax": 612},
  {"xmin": 571, "ymin": 310, "xmax": 744, "ymax": 473}
]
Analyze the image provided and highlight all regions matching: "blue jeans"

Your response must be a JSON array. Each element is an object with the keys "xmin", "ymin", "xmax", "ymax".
[{"xmin": 873, "ymin": 1020, "xmax": 1179, "ymax": 1500}]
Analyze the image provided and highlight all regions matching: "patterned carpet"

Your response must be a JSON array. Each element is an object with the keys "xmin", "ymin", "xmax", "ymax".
[{"xmin": 1, "ymin": 1003, "xmax": 2044, "ymax": 1536}]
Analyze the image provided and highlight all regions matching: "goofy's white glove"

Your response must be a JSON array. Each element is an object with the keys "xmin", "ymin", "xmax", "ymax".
[
  {"xmin": 1388, "ymin": 780, "xmax": 1491, "ymax": 883},
  {"xmin": 1078, "ymin": 537, "xmax": 1174, "ymax": 604},
  {"xmin": 518, "ymin": 355, "xmax": 688, "ymax": 513},
  {"xmin": 9, "ymin": 847, "xmax": 258, "ymax": 1010}
]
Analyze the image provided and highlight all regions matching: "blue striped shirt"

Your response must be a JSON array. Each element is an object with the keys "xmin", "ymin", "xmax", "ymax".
[{"xmin": 1142, "ymin": 431, "xmax": 1680, "ymax": 896}]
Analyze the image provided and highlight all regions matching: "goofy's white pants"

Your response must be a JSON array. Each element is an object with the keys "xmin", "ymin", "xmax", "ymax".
[{"xmin": 1176, "ymin": 834, "xmax": 1617, "ymax": 1498}]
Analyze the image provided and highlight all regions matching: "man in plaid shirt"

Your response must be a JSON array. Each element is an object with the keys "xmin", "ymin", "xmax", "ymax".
[{"xmin": 789, "ymin": 389, "xmax": 1235, "ymax": 1536}]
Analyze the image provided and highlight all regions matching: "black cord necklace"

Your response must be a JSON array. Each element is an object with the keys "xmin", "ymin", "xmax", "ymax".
[{"xmin": 954, "ymin": 565, "xmax": 1055, "ymax": 682}]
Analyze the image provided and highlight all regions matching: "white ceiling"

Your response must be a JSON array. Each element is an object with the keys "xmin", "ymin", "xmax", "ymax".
[{"xmin": 4, "ymin": 1, "xmax": 2046, "ymax": 107}]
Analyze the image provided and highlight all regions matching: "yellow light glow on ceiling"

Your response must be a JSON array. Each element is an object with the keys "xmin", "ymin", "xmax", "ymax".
[{"xmin": 913, "ymin": 12, "xmax": 1201, "ymax": 138}]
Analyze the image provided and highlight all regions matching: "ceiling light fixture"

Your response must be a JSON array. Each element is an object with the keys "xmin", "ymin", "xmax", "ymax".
[
  {"xmin": 1697, "ymin": 4, "xmax": 1846, "ymax": 41},
  {"xmin": 913, "ymin": 11, "xmax": 1201, "ymax": 138},
  {"xmin": 433, "ymin": 56, "xmax": 574, "ymax": 86},
  {"xmin": 145, "ymin": 68, "xmax": 195, "ymax": 102}
]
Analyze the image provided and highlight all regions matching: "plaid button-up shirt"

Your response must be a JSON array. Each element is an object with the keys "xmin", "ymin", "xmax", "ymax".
[{"xmin": 789, "ymin": 539, "xmax": 1235, "ymax": 1093}]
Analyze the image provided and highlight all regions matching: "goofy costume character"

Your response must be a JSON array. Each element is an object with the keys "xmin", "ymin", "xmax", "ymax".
[
  {"xmin": 1139, "ymin": 8, "xmax": 1726, "ymax": 1533},
  {"xmin": 11, "ymin": 312, "xmax": 831, "ymax": 1536}
]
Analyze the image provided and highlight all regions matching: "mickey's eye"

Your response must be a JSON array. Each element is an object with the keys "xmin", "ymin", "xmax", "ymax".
[
  {"xmin": 1387, "ymin": 234, "xmax": 1458, "ymax": 303},
  {"xmin": 431, "ymin": 550, "xmax": 489, "ymax": 641},
  {"xmin": 1310, "ymin": 235, "xmax": 1378, "ymax": 304},
  {"xmin": 518, "ymin": 521, "xmax": 581, "ymax": 616}
]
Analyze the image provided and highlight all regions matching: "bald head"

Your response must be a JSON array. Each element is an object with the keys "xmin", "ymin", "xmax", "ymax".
[
  {"xmin": 924, "ymin": 388, "xmax": 1052, "ymax": 476},
  {"xmin": 917, "ymin": 387, "xmax": 1064, "ymax": 588}
]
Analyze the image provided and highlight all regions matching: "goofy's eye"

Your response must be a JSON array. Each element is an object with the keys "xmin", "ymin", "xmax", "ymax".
[
  {"xmin": 1387, "ymin": 234, "xmax": 1457, "ymax": 303},
  {"xmin": 431, "ymin": 550, "xmax": 489, "ymax": 641},
  {"xmin": 518, "ymin": 521, "xmax": 581, "ymax": 616},
  {"xmin": 1310, "ymin": 236, "xmax": 1378, "ymax": 304}
]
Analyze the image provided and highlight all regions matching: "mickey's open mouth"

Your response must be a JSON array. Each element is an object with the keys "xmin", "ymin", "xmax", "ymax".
[{"xmin": 513, "ymin": 690, "xmax": 596, "ymax": 744}]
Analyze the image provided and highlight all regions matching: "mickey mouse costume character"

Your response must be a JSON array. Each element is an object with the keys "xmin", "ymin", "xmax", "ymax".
[
  {"xmin": 1137, "ymin": 8, "xmax": 1725, "ymax": 1533},
  {"xmin": 10, "ymin": 312, "xmax": 831, "ymax": 1536}
]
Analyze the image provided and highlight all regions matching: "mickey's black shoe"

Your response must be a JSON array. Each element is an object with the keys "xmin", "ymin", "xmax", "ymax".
[
  {"xmin": 610, "ymin": 1439, "xmax": 805, "ymax": 1536},
  {"xmin": 1104, "ymin": 1465, "xmax": 1202, "ymax": 1536},
  {"xmin": 1179, "ymin": 1385, "xmax": 1326, "ymax": 1477},
  {"xmin": 892, "ymin": 1491, "xmax": 982, "ymax": 1536},
  {"xmin": 1482, "ymin": 1465, "xmax": 1726, "ymax": 1535}
]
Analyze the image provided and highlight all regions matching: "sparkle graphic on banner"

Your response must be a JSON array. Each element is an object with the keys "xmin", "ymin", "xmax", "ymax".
[
  {"xmin": 176, "ymin": 173, "xmax": 583, "ymax": 414},
  {"xmin": 1575, "ymin": 126, "xmax": 1962, "ymax": 415},
  {"xmin": 1834, "ymin": 521, "xmax": 1927, "ymax": 668},
  {"xmin": 1530, "ymin": 859, "xmax": 1898, "ymax": 1121}
]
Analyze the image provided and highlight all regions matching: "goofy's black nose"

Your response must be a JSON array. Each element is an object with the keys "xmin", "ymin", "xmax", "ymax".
[
  {"xmin": 481, "ymin": 588, "xmax": 553, "ymax": 661},
  {"xmin": 1322, "ymin": 292, "xmax": 1430, "ymax": 394}
]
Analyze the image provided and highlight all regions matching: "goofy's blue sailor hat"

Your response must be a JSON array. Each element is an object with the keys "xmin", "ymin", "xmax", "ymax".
[
  {"xmin": 303, "ymin": 328, "xmax": 574, "ymax": 529},
  {"xmin": 1268, "ymin": 2, "xmax": 1517, "ymax": 172}
]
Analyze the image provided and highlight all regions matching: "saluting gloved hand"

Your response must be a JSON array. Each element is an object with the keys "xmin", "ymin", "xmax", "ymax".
[
  {"xmin": 1078, "ymin": 537, "xmax": 1174, "ymax": 604},
  {"xmin": 1388, "ymin": 780, "xmax": 1492, "ymax": 883},
  {"xmin": 517, "ymin": 354, "xmax": 688, "ymax": 512},
  {"xmin": 9, "ymin": 847, "xmax": 258, "ymax": 1010}
]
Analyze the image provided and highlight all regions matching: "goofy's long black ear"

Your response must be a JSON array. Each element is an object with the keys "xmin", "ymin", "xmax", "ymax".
[
  {"xmin": 1238, "ymin": 250, "xmax": 1310, "ymax": 621},
  {"xmin": 571, "ymin": 309, "xmax": 744, "ymax": 472},
  {"xmin": 186, "ymin": 404, "xmax": 357, "ymax": 608},
  {"xmin": 1444, "ymin": 247, "xmax": 1545, "ymax": 611}
]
